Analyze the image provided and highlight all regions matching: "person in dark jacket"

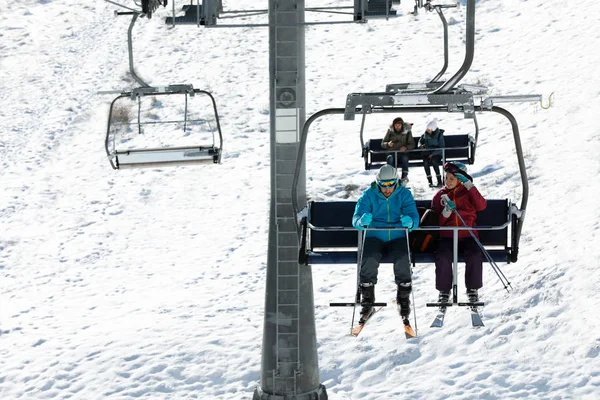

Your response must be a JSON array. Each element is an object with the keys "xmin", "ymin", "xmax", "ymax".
[
  {"xmin": 381, "ymin": 117, "xmax": 416, "ymax": 184},
  {"xmin": 431, "ymin": 161, "xmax": 487, "ymax": 305},
  {"xmin": 352, "ymin": 165, "xmax": 420, "ymax": 323},
  {"xmin": 419, "ymin": 119, "xmax": 445, "ymax": 187}
]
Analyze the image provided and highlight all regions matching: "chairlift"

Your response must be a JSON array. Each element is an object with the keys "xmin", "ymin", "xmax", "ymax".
[
  {"xmin": 105, "ymin": 85, "xmax": 223, "ymax": 169},
  {"xmin": 354, "ymin": 0, "xmax": 402, "ymax": 21},
  {"xmin": 165, "ymin": 0, "xmax": 223, "ymax": 26},
  {"xmin": 103, "ymin": 3, "xmax": 223, "ymax": 169},
  {"xmin": 292, "ymin": 0, "xmax": 542, "ymax": 313},
  {"xmin": 356, "ymin": 1, "xmax": 474, "ymax": 170}
]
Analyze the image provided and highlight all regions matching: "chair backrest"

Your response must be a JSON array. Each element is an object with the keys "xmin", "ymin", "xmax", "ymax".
[
  {"xmin": 305, "ymin": 199, "xmax": 511, "ymax": 264},
  {"xmin": 309, "ymin": 201, "xmax": 356, "ymax": 248},
  {"xmin": 364, "ymin": 134, "xmax": 473, "ymax": 170}
]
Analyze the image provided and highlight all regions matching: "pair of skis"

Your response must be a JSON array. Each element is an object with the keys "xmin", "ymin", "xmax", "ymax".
[
  {"xmin": 350, "ymin": 303, "xmax": 416, "ymax": 339},
  {"xmin": 350, "ymin": 304, "xmax": 484, "ymax": 338},
  {"xmin": 430, "ymin": 305, "xmax": 484, "ymax": 328}
]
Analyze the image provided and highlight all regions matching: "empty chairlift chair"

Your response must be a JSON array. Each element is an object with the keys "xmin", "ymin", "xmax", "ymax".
[
  {"xmin": 105, "ymin": 85, "xmax": 223, "ymax": 170},
  {"xmin": 354, "ymin": 0, "xmax": 401, "ymax": 21}
]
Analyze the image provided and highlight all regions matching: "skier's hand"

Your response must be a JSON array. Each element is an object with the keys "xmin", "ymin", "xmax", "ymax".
[
  {"xmin": 441, "ymin": 195, "xmax": 456, "ymax": 210},
  {"xmin": 454, "ymin": 172, "xmax": 470, "ymax": 183},
  {"xmin": 455, "ymin": 172, "xmax": 474, "ymax": 190},
  {"xmin": 400, "ymin": 215, "xmax": 414, "ymax": 230},
  {"xmin": 356, "ymin": 213, "xmax": 372, "ymax": 230}
]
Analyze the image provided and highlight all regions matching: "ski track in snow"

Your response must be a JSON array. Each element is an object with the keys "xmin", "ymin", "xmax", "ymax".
[{"xmin": 1, "ymin": 0, "xmax": 599, "ymax": 399}]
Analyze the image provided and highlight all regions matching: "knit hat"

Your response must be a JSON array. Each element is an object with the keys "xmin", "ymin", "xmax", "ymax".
[
  {"xmin": 376, "ymin": 164, "xmax": 398, "ymax": 182},
  {"xmin": 426, "ymin": 119, "xmax": 438, "ymax": 131}
]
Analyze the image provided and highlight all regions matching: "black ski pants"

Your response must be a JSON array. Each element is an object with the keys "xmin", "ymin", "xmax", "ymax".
[
  {"xmin": 360, "ymin": 237, "xmax": 411, "ymax": 286},
  {"xmin": 435, "ymin": 238, "xmax": 483, "ymax": 292}
]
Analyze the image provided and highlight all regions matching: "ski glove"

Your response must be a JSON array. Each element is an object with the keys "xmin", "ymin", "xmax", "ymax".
[
  {"xmin": 454, "ymin": 172, "xmax": 470, "ymax": 183},
  {"xmin": 400, "ymin": 215, "xmax": 414, "ymax": 230},
  {"xmin": 455, "ymin": 172, "xmax": 474, "ymax": 190},
  {"xmin": 442, "ymin": 196, "xmax": 456, "ymax": 210},
  {"xmin": 356, "ymin": 213, "xmax": 372, "ymax": 230},
  {"xmin": 441, "ymin": 194, "xmax": 456, "ymax": 218}
]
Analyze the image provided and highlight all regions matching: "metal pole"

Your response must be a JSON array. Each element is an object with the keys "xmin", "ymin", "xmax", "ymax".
[
  {"xmin": 490, "ymin": 106, "xmax": 528, "ymax": 262},
  {"xmin": 126, "ymin": 13, "xmax": 150, "ymax": 88},
  {"xmin": 254, "ymin": 1, "xmax": 327, "ymax": 398},
  {"xmin": 430, "ymin": 7, "xmax": 449, "ymax": 83},
  {"xmin": 452, "ymin": 229, "xmax": 459, "ymax": 304},
  {"xmin": 435, "ymin": 0, "xmax": 475, "ymax": 93}
]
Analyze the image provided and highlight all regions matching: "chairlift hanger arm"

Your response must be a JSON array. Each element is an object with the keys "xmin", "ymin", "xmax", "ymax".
[
  {"xmin": 430, "ymin": 6, "xmax": 449, "ymax": 82},
  {"xmin": 489, "ymin": 106, "xmax": 528, "ymax": 249},
  {"xmin": 292, "ymin": 108, "xmax": 345, "ymax": 238}
]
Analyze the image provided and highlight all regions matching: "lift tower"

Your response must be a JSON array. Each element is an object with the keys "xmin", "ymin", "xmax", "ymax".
[{"xmin": 254, "ymin": 2, "xmax": 327, "ymax": 399}]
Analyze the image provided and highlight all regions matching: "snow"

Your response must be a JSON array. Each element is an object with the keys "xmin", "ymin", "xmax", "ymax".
[{"xmin": 1, "ymin": 0, "xmax": 599, "ymax": 399}]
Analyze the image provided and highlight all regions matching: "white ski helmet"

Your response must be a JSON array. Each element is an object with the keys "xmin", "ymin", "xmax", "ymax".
[{"xmin": 376, "ymin": 164, "xmax": 398, "ymax": 183}]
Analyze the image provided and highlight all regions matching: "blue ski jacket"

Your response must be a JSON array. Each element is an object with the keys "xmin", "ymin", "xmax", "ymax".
[{"xmin": 352, "ymin": 182, "xmax": 420, "ymax": 242}]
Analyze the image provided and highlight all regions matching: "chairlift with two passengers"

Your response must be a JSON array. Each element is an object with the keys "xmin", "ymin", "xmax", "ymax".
[
  {"xmin": 292, "ymin": 0, "xmax": 545, "ymax": 320},
  {"xmin": 103, "ymin": 1, "xmax": 223, "ymax": 169},
  {"xmin": 359, "ymin": 109, "xmax": 479, "ymax": 171},
  {"xmin": 360, "ymin": 1, "xmax": 477, "ymax": 171}
]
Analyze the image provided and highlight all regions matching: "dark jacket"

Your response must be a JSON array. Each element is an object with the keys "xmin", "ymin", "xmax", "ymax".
[
  {"xmin": 418, "ymin": 128, "xmax": 445, "ymax": 158},
  {"xmin": 352, "ymin": 182, "xmax": 420, "ymax": 242},
  {"xmin": 382, "ymin": 123, "xmax": 416, "ymax": 151},
  {"xmin": 431, "ymin": 184, "xmax": 487, "ymax": 239}
]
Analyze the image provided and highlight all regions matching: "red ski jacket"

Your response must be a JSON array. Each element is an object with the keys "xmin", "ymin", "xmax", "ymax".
[{"xmin": 431, "ymin": 184, "xmax": 487, "ymax": 239}]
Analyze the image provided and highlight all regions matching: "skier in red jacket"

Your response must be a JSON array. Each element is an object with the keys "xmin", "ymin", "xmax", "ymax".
[{"xmin": 431, "ymin": 161, "xmax": 487, "ymax": 304}]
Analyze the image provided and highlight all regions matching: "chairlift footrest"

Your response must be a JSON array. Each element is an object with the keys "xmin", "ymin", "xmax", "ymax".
[
  {"xmin": 329, "ymin": 302, "xmax": 387, "ymax": 307},
  {"xmin": 426, "ymin": 301, "xmax": 453, "ymax": 308}
]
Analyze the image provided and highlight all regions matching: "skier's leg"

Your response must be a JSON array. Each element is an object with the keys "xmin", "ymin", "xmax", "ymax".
[
  {"xmin": 423, "ymin": 157, "xmax": 433, "ymax": 185},
  {"xmin": 359, "ymin": 237, "xmax": 384, "ymax": 316},
  {"xmin": 435, "ymin": 238, "xmax": 453, "ymax": 293},
  {"xmin": 432, "ymin": 155, "xmax": 443, "ymax": 186},
  {"xmin": 360, "ymin": 237, "xmax": 384, "ymax": 285},
  {"xmin": 463, "ymin": 237, "xmax": 483, "ymax": 291},
  {"xmin": 388, "ymin": 238, "xmax": 412, "ymax": 318},
  {"xmin": 400, "ymin": 154, "xmax": 410, "ymax": 181}
]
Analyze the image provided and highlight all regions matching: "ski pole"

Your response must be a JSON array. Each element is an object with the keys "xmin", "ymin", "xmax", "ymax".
[
  {"xmin": 453, "ymin": 207, "xmax": 512, "ymax": 292},
  {"xmin": 405, "ymin": 228, "xmax": 417, "ymax": 334},
  {"xmin": 351, "ymin": 228, "xmax": 369, "ymax": 330},
  {"xmin": 441, "ymin": 195, "xmax": 513, "ymax": 292}
]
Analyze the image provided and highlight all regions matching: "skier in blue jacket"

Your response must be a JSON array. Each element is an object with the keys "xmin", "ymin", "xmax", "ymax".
[{"xmin": 352, "ymin": 164, "xmax": 420, "ymax": 323}]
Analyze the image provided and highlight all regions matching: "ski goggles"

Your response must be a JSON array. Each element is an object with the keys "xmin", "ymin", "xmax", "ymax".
[
  {"xmin": 443, "ymin": 162, "xmax": 462, "ymax": 173},
  {"xmin": 377, "ymin": 179, "xmax": 398, "ymax": 188}
]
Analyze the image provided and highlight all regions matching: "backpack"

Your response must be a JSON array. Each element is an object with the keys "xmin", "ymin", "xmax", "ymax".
[{"xmin": 409, "ymin": 207, "xmax": 440, "ymax": 253}]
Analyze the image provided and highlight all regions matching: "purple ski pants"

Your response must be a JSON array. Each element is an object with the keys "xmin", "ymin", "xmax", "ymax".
[{"xmin": 435, "ymin": 238, "xmax": 483, "ymax": 292}]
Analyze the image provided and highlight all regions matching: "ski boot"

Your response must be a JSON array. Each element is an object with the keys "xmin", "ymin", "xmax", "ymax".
[
  {"xmin": 438, "ymin": 291, "xmax": 450, "ymax": 311},
  {"xmin": 359, "ymin": 283, "xmax": 375, "ymax": 324},
  {"xmin": 396, "ymin": 283, "xmax": 412, "ymax": 320}
]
